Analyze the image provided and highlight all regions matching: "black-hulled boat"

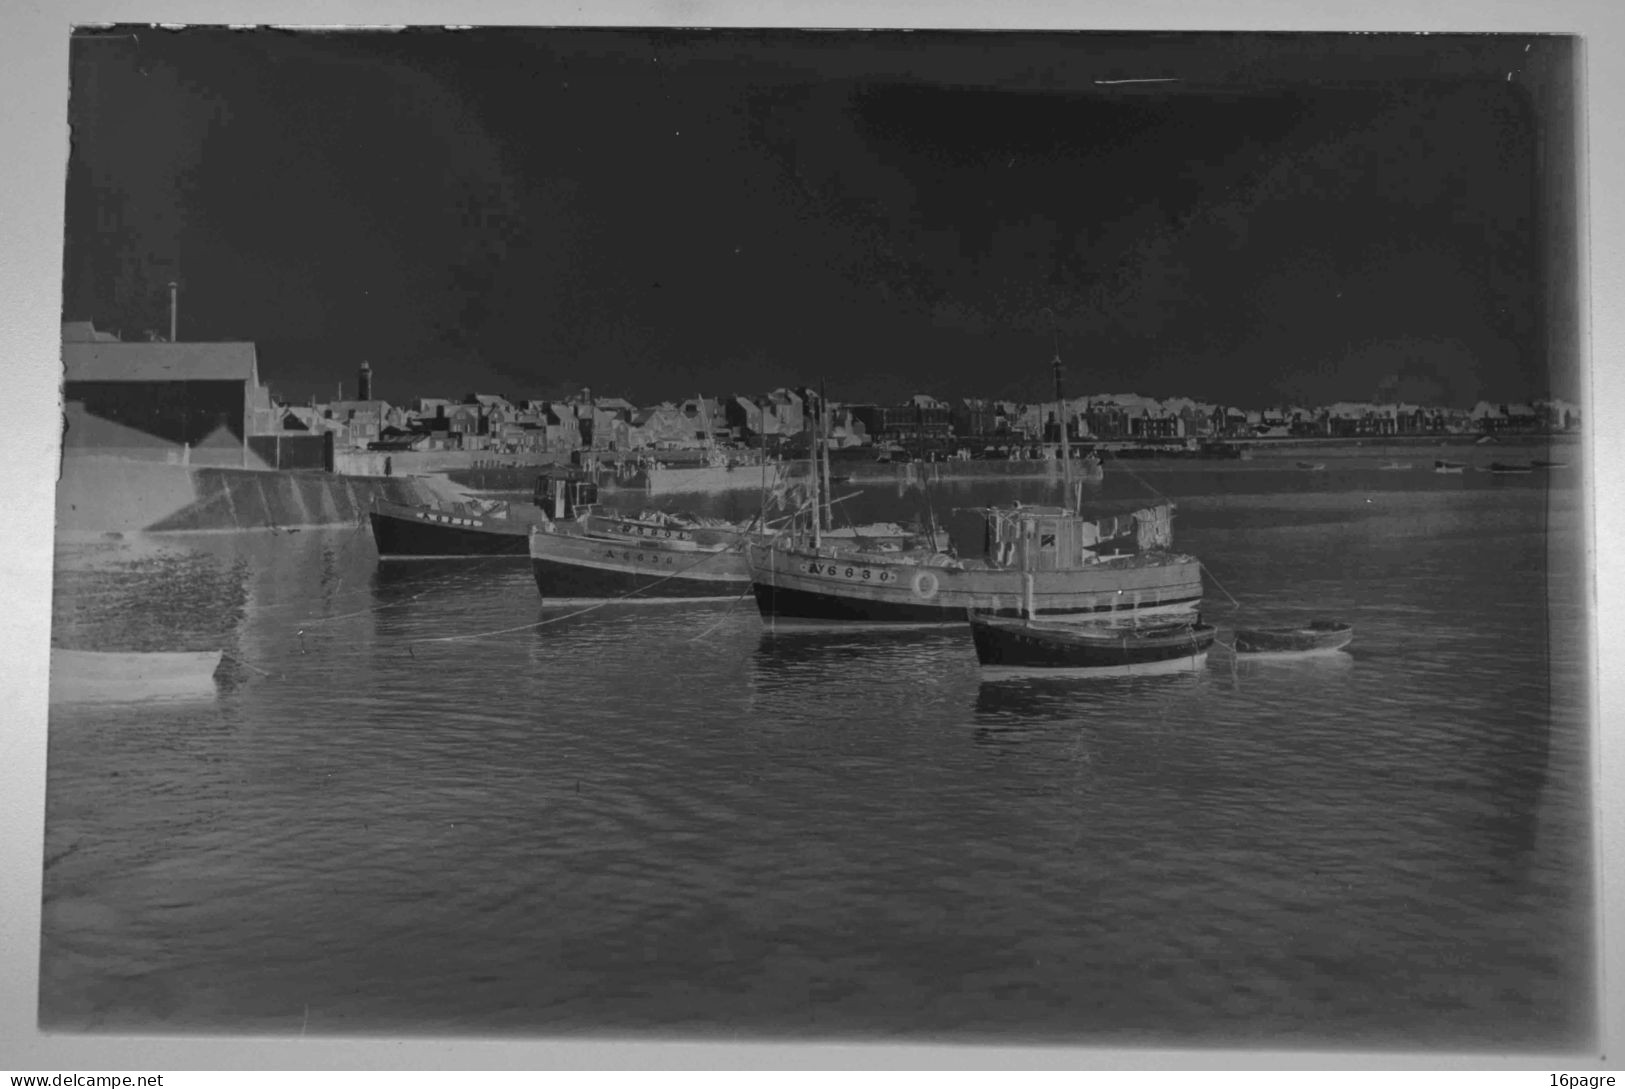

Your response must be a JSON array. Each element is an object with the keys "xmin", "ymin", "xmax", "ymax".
[
  {"xmin": 969, "ymin": 615, "xmax": 1216, "ymax": 670},
  {"xmin": 369, "ymin": 468, "xmax": 594, "ymax": 559},
  {"xmin": 1233, "ymin": 620, "xmax": 1353, "ymax": 654},
  {"xmin": 370, "ymin": 499, "xmax": 538, "ymax": 558},
  {"xmin": 1489, "ymin": 462, "xmax": 1534, "ymax": 474}
]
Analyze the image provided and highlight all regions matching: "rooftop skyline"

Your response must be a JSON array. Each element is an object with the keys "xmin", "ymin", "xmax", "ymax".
[{"xmin": 62, "ymin": 27, "xmax": 1580, "ymax": 409}]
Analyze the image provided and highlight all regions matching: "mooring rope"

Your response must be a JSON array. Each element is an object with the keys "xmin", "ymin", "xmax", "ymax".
[
  {"xmin": 685, "ymin": 583, "xmax": 757, "ymax": 644},
  {"xmin": 1198, "ymin": 560, "xmax": 1243, "ymax": 611}
]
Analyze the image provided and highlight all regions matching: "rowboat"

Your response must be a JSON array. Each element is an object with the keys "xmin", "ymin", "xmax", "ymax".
[
  {"xmin": 969, "ymin": 615, "xmax": 1215, "ymax": 670},
  {"xmin": 1232, "ymin": 620, "xmax": 1353, "ymax": 654},
  {"xmin": 50, "ymin": 648, "xmax": 224, "ymax": 704}
]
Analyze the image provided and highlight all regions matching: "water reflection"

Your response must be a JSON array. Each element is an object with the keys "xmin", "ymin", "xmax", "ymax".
[
  {"xmin": 973, "ymin": 668, "xmax": 1209, "ymax": 725},
  {"xmin": 752, "ymin": 626, "xmax": 966, "ymax": 677}
]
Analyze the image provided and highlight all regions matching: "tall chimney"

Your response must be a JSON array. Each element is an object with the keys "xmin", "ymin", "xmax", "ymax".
[
  {"xmin": 168, "ymin": 281, "xmax": 178, "ymax": 342},
  {"xmin": 358, "ymin": 360, "xmax": 373, "ymax": 401}
]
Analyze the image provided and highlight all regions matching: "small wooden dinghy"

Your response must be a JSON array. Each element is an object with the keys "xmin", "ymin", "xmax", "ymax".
[
  {"xmin": 50, "ymin": 649, "xmax": 224, "ymax": 704},
  {"xmin": 1232, "ymin": 620, "xmax": 1353, "ymax": 655},
  {"xmin": 969, "ymin": 615, "xmax": 1216, "ymax": 670}
]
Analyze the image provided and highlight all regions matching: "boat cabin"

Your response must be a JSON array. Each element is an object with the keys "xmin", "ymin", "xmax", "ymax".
[
  {"xmin": 533, "ymin": 470, "xmax": 599, "ymax": 520},
  {"xmin": 984, "ymin": 502, "xmax": 1174, "ymax": 571}
]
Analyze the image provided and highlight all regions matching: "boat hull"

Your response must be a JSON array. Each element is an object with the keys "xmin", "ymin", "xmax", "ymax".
[
  {"xmin": 746, "ymin": 542, "xmax": 1204, "ymax": 625},
  {"xmin": 370, "ymin": 502, "xmax": 531, "ymax": 558},
  {"xmin": 528, "ymin": 526, "xmax": 750, "ymax": 599},
  {"xmin": 970, "ymin": 618, "xmax": 1216, "ymax": 669},
  {"xmin": 644, "ymin": 462, "xmax": 788, "ymax": 496}
]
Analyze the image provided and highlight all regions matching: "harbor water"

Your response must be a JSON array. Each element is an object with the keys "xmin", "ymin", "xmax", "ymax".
[{"xmin": 41, "ymin": 446, "xmax": 1594, "ymax": 1050}]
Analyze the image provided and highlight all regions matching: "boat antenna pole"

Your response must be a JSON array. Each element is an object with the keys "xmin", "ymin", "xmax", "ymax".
[
  {"xmin": 1046, "ymin": 309, "xmax": 1074, "ymax": 505},
  {"xmin": 807, "ymin": 387, "xmax": 821, "ymax": 548},
  {"xmin": 819, "ymin": 378, "xmax": 834, "ymax": 532}
]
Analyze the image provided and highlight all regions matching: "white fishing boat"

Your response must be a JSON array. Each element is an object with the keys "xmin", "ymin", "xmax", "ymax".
[
  {"xmin": 749, "ymin": 502, "xmax": 1202, "ymax": 624},
  {"xmin": 748, "ymin": 351, "xmax": 1203, "ymax": 626},
  {"xmin": 50, "ymin": 648, "xmax": 224, "ymax": 704}
]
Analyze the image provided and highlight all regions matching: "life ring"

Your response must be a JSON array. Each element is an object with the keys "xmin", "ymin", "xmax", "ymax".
[{"xmin": 911, "ymin": 569, "xmax": 939, "ymax": 599}]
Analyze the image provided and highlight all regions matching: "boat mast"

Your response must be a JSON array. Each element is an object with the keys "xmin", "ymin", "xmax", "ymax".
[
  {"xmin": 697, "ymin": 393, "xmax": 716, "ymax": 463},
  {"xmin": 807, "ymin": 388, "xmax": 821, "ymax": 547},
  {"xmin": 1051, "ymin": 321, "xmax": 1074, "ymax": 505},
  {"xmin": 819, "ymin": 378, "xmax": 833, "ymax": 532}
]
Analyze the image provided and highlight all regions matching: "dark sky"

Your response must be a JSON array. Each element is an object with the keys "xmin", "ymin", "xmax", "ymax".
[{"xmin": 61, "ymin": 27, "xmax": 1576, "ymax": 407}]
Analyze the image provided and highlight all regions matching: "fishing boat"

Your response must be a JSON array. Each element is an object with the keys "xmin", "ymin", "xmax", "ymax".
[
  {"xmin": 969, "ymin": 615, "xmax": 1216, "ymax": 670},
  {"xmin": 645, "ymin": 454, "xmax": 790, "ymax": 496},
  {"xmin": 1377, "ymin": 460, "xmax": 1413, "ymax": 471},
  {"xmin": 1232, "ymin": 620, "xmax": 1353, "ymax": 654},
  {"xmin": 370, "ymin": 468, "xmax": 592, "ymax": 559},
  {"xmin": 528, "ymin": 520, "xmax": 752, "ymax": 600},
  {"xmin": 1433, "ymin": 459, "xmax": 1466, "ymax": 474},
  {"xmin": 1297, "ymin": 461, "xmax": 1326, "ymax": 472},
  {"xmin": 748, "ymin": 357, "xmax": 1203, "ymax": 626},
  {"xmin": 50, "ymin": 648, "xmax": 223, "ymax": 704},
  {"xmin": 749, "ymin": 502, "xmax": 1203, "ymax": 624},
  {"xmin": 370, "ymin": 497, "xmax": 541, "ymax": 558},
  {"xmin": 1489, "ymin": 462, "xmax": 1534, "ymax": 474}
]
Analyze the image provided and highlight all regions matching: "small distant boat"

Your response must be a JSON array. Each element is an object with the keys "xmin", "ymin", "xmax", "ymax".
[
  {"xmin": 1434, "ymin": 460, "xmax": 1466, "ymax": 474},
  {"xmin": 50, "ymin": 648, "xmax": 224, "ymax": 704},
  {"xmin": 1377, "ymin": 460, "xmax": 1413, "ymax": 471},
  {"xmin": 1296, "ymin": 461, "xmax": 1326, "ymax": 471},
  {"xmin": 1532, "ymin": 459, "xmax": 1569, "ymax": 469},
  {"xmin": 969, "ymin": 615, "xmax": 1216, "ymax": 670},
  {"xmin": 1489, "ymin": 462, "xmax": 1534, "ymax": 474},
  {"xmin": 1232, "ymin": 620, "xmax": 1353, "ymax": 655},
  {"xmin": 1475, "ymin": 434, "xmax": 1495, "ymax": 445}
]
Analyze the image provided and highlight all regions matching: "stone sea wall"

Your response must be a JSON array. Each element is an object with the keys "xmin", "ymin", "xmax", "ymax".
[{"xmin": 56, "ymin": 456, "xmax": 434, "ymax": 534}]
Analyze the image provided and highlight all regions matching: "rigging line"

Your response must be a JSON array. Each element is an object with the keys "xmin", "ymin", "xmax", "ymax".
[
  {"xmin": 1108, "ymin": 454, "xmax": 1174, "ymax": 506},
  {"xmin": 686, "ymin": 584, "xmax": 756, "ymax": 643},
  {"xmin": 1199, "ymin": 560, "xmax": 1242, "ymax": 610}
]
